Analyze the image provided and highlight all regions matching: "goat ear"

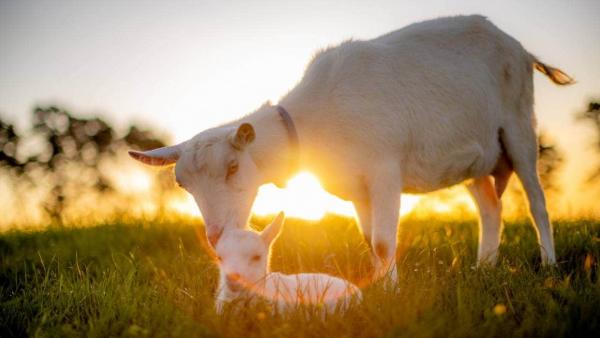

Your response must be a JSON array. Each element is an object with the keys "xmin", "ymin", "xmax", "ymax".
[
  {"xmin": 260, "ymin": 212, "xmax": 285, "ymax": 246},
  {"xmin": 128, "ymin": 144, "xmax": 182, "ymax": 166},
  {"xmin": 229, "ymin": 123, "xmax": 255, "ymax": 150}
]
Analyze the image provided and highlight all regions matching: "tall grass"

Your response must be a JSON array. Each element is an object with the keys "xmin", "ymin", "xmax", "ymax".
[{"xmin": 1, "ymin": 216, "xmax": 599, "ymax": 337}]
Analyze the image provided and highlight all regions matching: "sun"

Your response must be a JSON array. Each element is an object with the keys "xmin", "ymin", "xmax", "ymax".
[
  {"xmin": 166, "ymin": 171, "xmax": 422, "ymax": 221},
  {"xmin": 252, "ymin": 172, "xmax": 349, "ymax": 220},
  {"xmin": 252, "ymin": 171, "xmax": 421, "ymax": 220}
]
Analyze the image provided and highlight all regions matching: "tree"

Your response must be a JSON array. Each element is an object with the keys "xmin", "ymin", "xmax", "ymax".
[
  {"xmin": 0, "ymin": 106, "xmax": 174, "ymax": 224},
  {"xmin": 576, "ymin": 101, "xmax": 600, "ymax": 182},
  {"xmin": 537, "ymin": 131, "xmax": 564, "ymax": 192},
  {"xmin": 0, "ymin": 119, "xmax": 23, "ymax": 172}
]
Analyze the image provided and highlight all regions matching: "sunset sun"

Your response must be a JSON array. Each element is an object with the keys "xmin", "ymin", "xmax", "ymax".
[
  {"xmin": 252, "ymin": 171, "xmax": 421, "ymax": 220},
  {"xmin": 169, "ymin": 171, "xmax": 421, "ymax": 221}
]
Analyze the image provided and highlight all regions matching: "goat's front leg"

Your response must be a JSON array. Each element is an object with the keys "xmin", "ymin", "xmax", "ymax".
[
  {"xmin": 369, "ymin": 163, "xmax": 402, "ymax": 285},
  {"xmin": 353, "ymin": 199, "xmax": 377, "ymax": 266}
]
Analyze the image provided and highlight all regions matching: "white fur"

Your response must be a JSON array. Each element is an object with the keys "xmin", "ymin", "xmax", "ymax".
[
  {"xmin": 131, "ymin": 15, "xmax": 573, "ymax": 279},
  {"xmin": 213, "ymin": 213, "xmax": 362, "ymax": 314}
]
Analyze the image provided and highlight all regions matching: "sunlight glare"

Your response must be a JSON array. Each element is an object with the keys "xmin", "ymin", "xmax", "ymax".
[
  {"xmin": 168, "ymin": 195, "xmax": 202, "ymax": 218},
  {"xmin": 253, "ymin": 172, "xmax": 344, "ymax": 220},
  {"xmin": 252, "ymin": 172, "xmax": 421, "ymax": 220},
  {"xmin": 113, "ymin": 167, "xmax": 152, "ymax": 193}
]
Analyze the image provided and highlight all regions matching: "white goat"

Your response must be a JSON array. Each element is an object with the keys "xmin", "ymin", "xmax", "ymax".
[
  {"xmin": 213, "ymin": 212, "xmax": 362, "ymax": 314},
  {"xmin": 130, "ymin": 15, "xmax": 573, "ymax": 282}
]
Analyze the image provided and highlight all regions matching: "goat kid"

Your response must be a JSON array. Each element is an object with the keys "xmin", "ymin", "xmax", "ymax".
[{"xmin": 213, "ymin": 212, "xmax": 362, "ymax": 314}]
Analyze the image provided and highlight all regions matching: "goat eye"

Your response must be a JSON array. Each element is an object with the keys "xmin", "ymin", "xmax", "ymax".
[
  {"xmin": 251, "ymin": 255, "xmax": 261, "ymax": 262},
  {"xmin": 226, "ymin": 161, "xmax": 239, "ymax": 179}
]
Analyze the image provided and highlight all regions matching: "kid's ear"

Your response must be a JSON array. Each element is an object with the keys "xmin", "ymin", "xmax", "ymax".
[{"xmin": 260, "ymin": 212, "xmax": 285, "ymax": 246}]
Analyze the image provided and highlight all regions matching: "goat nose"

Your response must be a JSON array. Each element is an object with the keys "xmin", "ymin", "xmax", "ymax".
[
  {"xmin": 207, "ymin": 228, "xmax": 223, "ymax": 247},
  {"xmin": 227, "ymin": 273, "xmax": 241, "ymax": 282}
]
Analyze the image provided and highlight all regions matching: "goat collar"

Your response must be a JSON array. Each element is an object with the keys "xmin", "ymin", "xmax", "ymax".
[{"xmin": 274, "ymin": 105, "xmax": 299, "ymax": 186}]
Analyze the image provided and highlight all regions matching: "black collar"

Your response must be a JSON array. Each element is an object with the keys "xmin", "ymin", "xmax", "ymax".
[{"xmin": 274, "ymin": 105, "xmax": 299, "ymax": 182}]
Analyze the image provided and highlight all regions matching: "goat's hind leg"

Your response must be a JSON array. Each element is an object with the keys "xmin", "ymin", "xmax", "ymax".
[
  {"xmin": 501, "ymin": 122, "xmax": 556, "ymax": 265},
  {"xmin": 466, "ymin": 176, "xmax": 503, "ymax": 265}
]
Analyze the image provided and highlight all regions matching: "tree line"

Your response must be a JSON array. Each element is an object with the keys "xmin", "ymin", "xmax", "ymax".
[
  {"xmin": 1, "ymin": 101, "xmax": 598, "ymax": 224},
  {"xmin": 0, "ymin": 106, "xmax": 175, "ymax": 224}
]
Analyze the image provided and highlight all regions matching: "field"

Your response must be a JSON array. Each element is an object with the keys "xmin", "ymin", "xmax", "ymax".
[{"xmin": 1, "ymin": 215, "xmax": 599, "ymax": 337}]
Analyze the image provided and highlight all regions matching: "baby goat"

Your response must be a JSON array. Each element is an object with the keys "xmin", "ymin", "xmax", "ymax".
[{"xmin": 213, "ymin": 212, "xmax": 362, "ymax": 314}]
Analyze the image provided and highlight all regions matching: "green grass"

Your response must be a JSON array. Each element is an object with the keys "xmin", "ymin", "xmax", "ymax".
[{"xmin": 1, "ymin": 216, "xmax": 599, "ymax": 337}]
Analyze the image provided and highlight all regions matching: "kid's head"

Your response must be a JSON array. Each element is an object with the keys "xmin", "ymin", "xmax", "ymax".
[{"xmin": 215, "ymin": 212, "xmax": 284, "ymax": 289}]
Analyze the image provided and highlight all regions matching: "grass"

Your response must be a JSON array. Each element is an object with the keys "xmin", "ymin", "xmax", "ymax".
[{"xmin": 0, "ymin": 215, "xmax": 599, "ymax": 337}]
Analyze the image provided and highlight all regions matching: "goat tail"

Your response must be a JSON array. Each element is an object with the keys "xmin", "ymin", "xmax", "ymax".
[{"xmin": 532, "ymin": 57, "xmax": 574, "ymax": 85}]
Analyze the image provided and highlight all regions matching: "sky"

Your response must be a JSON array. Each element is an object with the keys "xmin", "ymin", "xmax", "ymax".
[{"xmin": 1, "ymin": 0, "xmax": 599, "ymax": 216}]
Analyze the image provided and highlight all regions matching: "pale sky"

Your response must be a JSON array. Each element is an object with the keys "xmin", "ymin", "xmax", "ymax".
[{"xmin": 1, "ymin": 0, "xmax": 599, "ymax": 215}]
